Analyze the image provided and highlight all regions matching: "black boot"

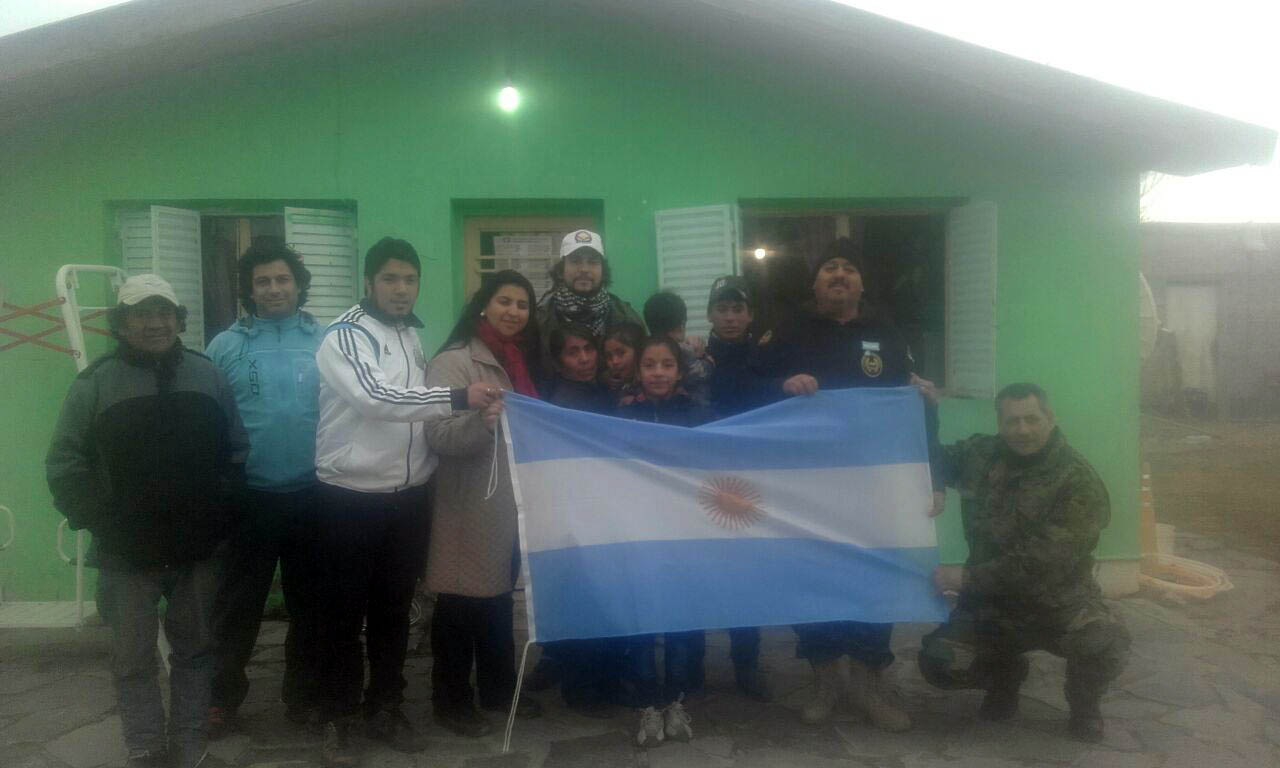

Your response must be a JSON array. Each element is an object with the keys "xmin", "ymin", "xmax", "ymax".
[
  {"xmin": 365, "ymin": 707, "xmax": 427, "ymax": 753},
  {"xmin": 978, "ymin": 654, "xmax": 1028, "ymax": 721}
]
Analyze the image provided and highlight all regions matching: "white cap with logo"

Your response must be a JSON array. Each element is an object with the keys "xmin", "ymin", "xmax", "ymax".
[
  {"xmin": 117, "ymin": 274, "xmax": 180, "ymax": 307},
  {"xmin": 559, "ymin": 229, "xmax": 604, "ymax": 259}
]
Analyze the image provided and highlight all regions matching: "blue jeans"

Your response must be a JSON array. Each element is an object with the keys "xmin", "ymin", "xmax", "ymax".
[{"xmin": 97, "ymin": 557, "xmax": 219, "ymax": 755}]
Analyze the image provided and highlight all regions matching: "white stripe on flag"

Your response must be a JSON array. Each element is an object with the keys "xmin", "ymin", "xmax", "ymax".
[{"xmin": 518, "ymin": 457, "xmax": 935, "ymax": 553}]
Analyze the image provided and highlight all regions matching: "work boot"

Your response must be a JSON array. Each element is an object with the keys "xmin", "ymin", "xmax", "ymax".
[
  {"xmin": 799, "ymin": 658, "xmax": 841, "ymax": 724},
  {"xmin": 845, "ymin": 659, "xmax": 911, "ymax": 732},
  {"xmin": 365, "ymin": 707, "xmax": 427, "ymax": 753},
  {"xmin": 321, "ymin": 720, "xmax": 358, "ymax": 768},
  {"xmin": 735, "ymin": 663, "xmax": 774, "ymax": 702},
  {"xmin": 979, "ymin": 654, "xmax": 1028, "ymax": 722}
]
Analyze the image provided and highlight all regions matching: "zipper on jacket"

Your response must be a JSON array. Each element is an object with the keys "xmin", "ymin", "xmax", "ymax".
[{"xmin": 397, "ymin": 326, "xmax": 413, "ymax": 490}]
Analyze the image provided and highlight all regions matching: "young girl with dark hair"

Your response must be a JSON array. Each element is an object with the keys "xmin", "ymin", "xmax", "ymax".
[
  {"xmin": 616, "ymin": 337, "xmax": 710, "ymax": 747},
  {"xmin": 601, "ymin": 322, "xmax": 646, "ymax": 406},
  {"xmin": 424, "ymin": 270, "xmax": 543, "ymax": 736}
]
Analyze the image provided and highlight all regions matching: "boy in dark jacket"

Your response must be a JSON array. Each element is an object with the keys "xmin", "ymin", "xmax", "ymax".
[
  {"xmin": 46, "ymin": 275, "xmax": 248, "ymax": 768},
  {"xmin": 702, "ymin": 276, "xmax": 776, "ymax": 701}
]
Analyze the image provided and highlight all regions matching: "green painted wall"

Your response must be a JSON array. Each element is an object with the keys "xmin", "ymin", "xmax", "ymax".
[{"xmin": 0, "ymin": 2, "xmax": 1139, "ymax": 600}]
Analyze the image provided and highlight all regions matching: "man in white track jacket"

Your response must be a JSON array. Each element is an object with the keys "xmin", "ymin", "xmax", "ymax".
[{"xmin": 313, "ymin": 237, "xmax": 497, "ymax": 767}]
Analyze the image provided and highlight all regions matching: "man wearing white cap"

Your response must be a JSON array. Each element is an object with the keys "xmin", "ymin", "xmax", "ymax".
[
  {"xmin": 47, "ymin": 274, "xmax": 248, "ymax": 768},
  {"xmin": 536, "ymin": 229, "xmax": 643, "ymax": 369}
]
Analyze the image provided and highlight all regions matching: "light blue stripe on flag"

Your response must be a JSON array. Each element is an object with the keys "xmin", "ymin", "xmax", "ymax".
[
  {"xmin": 503, "ymin": 387, "xmax": 947, "ymax": 643},
  {"xmin": 504, "ymin": 388, "xmax": 928, "ymax": 470}
]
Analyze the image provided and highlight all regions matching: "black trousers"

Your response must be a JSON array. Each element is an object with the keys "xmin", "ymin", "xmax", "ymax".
[
  {"xmin": 729, "ymin": 626, "xmax": 761, "ymax": 669},
  {"xmin": 210, "ymin": 486, "xmax": 322, "ymax": 711},
  {"xmin": 316, "ymin": 482, "xmax": 430, "ymax": 720},
  {"xmin": 430, "ymin": 592, "xmax": 516, "ymax": 710}
]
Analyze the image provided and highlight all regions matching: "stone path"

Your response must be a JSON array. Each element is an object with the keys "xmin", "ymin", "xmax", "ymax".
[{"xmin": 2, "ymin": 530, "xmax": 1277, "ymax": 767}]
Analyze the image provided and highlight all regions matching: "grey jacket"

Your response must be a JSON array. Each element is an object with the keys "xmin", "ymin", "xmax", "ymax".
[{"xmin": 424, "ymin": 338, "xmax": 519, "ymax": 597}]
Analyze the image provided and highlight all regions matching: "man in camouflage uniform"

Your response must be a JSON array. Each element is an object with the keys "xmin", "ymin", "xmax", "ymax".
[{"xmin": 920, "ymin": 382, "xmax": 1130, "ymax": 743}]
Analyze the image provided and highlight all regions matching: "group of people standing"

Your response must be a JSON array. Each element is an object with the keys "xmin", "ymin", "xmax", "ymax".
[{"xmin": 47, "ymin": 226, "xmax": 1130, "ymax": 768}]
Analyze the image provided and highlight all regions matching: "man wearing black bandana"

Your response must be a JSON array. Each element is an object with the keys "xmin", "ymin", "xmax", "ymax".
[{"xmin": 536, "ymin": 229, "xmax": 643, "ymax": 371}]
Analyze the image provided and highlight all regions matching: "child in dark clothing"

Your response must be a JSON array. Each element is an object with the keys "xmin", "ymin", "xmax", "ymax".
[
  {"xmin": 703, "ymin": 276, "xmax": 775, "ymax": 701},
  {"xmin": 642, "ymin": 292, "xmax": 711, "ymax": 406},
  {"xmin": 544, "ymin": 324, "xmax": 614, "ymax": 415},
  {"xmin": 616, "ymin": 337, "xmax": 707, "ymax": 747},
  {"xmin": 601, "ymin": 322, "xmax": 645, "ymax": 406}
]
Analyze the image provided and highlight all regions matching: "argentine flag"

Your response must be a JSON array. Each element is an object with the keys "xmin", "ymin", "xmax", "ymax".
[{"xmin": 503, "ymin": 387, "xmax": 948, "ymax": 643}]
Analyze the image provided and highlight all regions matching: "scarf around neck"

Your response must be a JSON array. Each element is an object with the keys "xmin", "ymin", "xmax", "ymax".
[
  {"xmin": 549, "ymin": 285, "xmax": 612, "ymax": 336},
  {"xmin": 475, "ymin": 321, "xmax": 539, "ymax": 398}
]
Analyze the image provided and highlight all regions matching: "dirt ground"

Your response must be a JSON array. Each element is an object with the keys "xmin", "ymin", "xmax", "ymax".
[{"xmin": 1140, "ymin": 412, "xmax": 1280, "ymax": 561}]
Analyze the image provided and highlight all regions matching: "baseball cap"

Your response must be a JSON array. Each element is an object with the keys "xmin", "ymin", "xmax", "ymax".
[
  {"xmin": 706, "ymin": 275, "xmax": 752, "ymax": 313},
  {"xmin": 560, "ymin": 229, "xmax": 604, "ymax": 259},
  {"xmin": 117, "ymin": 274, "xmax": 180, "ymax": 307}
]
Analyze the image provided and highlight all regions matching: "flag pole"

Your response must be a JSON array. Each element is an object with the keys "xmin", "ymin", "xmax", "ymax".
[{"xmin": 502, "ymin": 639, "xmax": 534, "ymax": 754}]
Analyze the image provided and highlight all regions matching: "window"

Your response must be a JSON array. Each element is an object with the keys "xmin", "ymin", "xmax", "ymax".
[
  {"xmin": 114, "ymin": 203, "xmax": 357, "ymax": 346},
  {"xmin": 654, "ymin": 200, "xmax": 997, "ymax": 395}
]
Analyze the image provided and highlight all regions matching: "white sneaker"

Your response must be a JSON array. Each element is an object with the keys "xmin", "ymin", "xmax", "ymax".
[
  {"xmin": 663, "ymin": 694, "xmax": 693, "ymax": 742},
  {"xmin": 636, "ymin": 706, "xmax": 665, "ymax": 748}
]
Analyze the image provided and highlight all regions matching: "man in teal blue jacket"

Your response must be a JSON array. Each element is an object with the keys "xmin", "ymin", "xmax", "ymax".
[{"xmin": 205, "ymin": 238, "xmax": 323, "ymax": 735}]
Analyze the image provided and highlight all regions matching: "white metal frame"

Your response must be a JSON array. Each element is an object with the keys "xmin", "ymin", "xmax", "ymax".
[{"xmin": 0, "ymin": 266, "xmax": 126, "ymax": 630}]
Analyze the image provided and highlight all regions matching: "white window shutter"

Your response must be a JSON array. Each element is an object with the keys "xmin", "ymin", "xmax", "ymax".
[
  {"xmin": 654, "ymin": 204, "xmax": 738, "ymax": 338},
  {"xmin": 117, "ymin": 207, "xmax": 203, "ymax": 349},
  {"xmin": 945, "ymin": 201, "xmax": 998, "ymax": 399},
  {"xmin": 285, "ymin": 207, "xmax": 358, "ymax": 327},
  {"xmin": 117, "ymin": 211, "xmax": 154, "ymax": 277}
]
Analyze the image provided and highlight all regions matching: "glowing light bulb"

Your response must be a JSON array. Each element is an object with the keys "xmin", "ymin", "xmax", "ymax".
[
  {"xmin": 753, "ymin": 248, "xmax": 767, "ymax": 260},
  {"xmin": 498, "ymin": 86, "xmax": 520, "ymax": 113}
]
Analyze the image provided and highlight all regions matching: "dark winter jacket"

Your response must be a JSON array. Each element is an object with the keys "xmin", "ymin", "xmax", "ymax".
[
  {"xmin": 616, "ymin": 392, "xmax": 711, "ymax": 427},
  {"xmin": 545, "ymin": 376, "xmax": 615, "ymax": 415},
  {"xmin": 756, "ymin": 302, "xmax": 942, "ymax": 489},
  {"xmin": 46, "ymin": 342, "xmax": 249, "ymax": 571},
  {"xmin": 706, "ymin": 333, "xmax": 782, "ymax": 418}
]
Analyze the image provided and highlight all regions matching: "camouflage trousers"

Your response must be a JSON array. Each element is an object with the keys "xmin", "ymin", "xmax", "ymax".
[{"xmin": 918, "ymin": 595, "xmax": 1131, "ymax": 714}]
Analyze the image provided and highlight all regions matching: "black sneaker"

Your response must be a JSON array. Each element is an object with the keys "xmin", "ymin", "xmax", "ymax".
[
  {"xmin": 433, "ymin": 702, "xmax": 492, "ymax": 737},
  {"xmin": 365, "ymin": 708, "xmax": 427, "ymax": 753},
  {"xmin": 125, "ymin": 750, "xmax": 169, "ymax": 768},
  {"xmin": 321, "ymin": 721, "xmax": 358, "ymax": 768}
]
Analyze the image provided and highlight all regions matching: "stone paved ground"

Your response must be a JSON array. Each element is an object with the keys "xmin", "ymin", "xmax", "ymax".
[{"xmin": 3, "ymin": 529, "xmax": 1277, "ymax": 768}]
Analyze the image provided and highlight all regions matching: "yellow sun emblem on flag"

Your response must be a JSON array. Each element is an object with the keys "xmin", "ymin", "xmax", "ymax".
[{"xmin": 697, "ymin": 476, "xmax": 766, "ymax": 530}]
